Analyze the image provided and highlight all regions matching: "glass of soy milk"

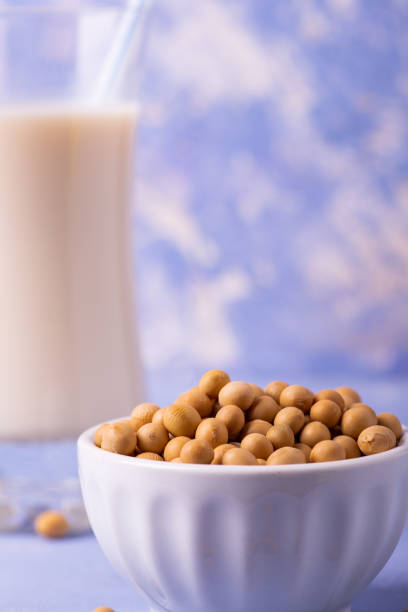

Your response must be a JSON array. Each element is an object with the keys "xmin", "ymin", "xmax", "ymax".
[{"xmin": 0, "ymin": 1, "xmax": 148, "ymax": 438}]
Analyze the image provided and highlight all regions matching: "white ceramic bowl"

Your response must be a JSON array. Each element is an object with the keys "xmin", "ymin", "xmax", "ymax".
[{"xmin": 78, "ymin": 424, "xmax": 408, "ymax": 612}]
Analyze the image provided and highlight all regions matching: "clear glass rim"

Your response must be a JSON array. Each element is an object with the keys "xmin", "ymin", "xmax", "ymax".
[{"xmin": 0, "ymin": 0, "xmax": 139, "ymax": 13}]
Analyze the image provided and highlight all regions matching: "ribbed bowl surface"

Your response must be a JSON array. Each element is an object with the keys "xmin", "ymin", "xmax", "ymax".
[{"xmin": 78, "ymin": 426, "xmax": 408, "ymax": 612}]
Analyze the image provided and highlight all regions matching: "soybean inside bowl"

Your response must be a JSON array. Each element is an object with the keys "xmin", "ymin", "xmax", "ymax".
[{"xmin": 78, "ymin": 423, "xmax": 408, "ymax": 612}]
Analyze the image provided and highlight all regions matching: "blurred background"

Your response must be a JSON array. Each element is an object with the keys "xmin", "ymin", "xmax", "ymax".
[
  {"xmin": 0, "ymin": 2, "xmax": 407, "ymax": 610},
  {"xmin": 135, "ymin": 0, "xmax": 408, "ymax": 402}
]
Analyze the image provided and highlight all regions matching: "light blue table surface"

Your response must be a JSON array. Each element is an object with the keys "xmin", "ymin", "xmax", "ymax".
[{"xmin": 1, "ymin": 377, "xmax": 407, "ymax": 612}]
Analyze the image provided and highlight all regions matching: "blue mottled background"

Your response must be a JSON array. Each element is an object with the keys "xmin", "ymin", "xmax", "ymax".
[
  {"xmin": 0, "ymin": 6, "xmax": 407, "ymax": 610},
  {"xmin": 134, "ymin": 0, "xmax": 408, "ymax": 398}
]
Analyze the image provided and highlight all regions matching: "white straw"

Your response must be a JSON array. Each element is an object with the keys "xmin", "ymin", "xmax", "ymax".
[{"xmin": 94, "ymin": 0, "xmax": 147, "ymax": 104}]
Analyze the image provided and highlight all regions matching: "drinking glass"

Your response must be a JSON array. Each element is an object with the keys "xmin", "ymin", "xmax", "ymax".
[{"xmin": 0, "ymin": 0, "xmax": 148, "ymax": 438}]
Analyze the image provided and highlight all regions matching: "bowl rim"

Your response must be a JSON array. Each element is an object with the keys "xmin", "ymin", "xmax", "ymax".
[{"xmin": 78, "ymin": 420, "xmax": 408, "ymax": 476}]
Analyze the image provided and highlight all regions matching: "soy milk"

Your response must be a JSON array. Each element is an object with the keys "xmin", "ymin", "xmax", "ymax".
[{"xmin": 0, "ymin": 107, "xmax": 143, "ymax": 438}]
